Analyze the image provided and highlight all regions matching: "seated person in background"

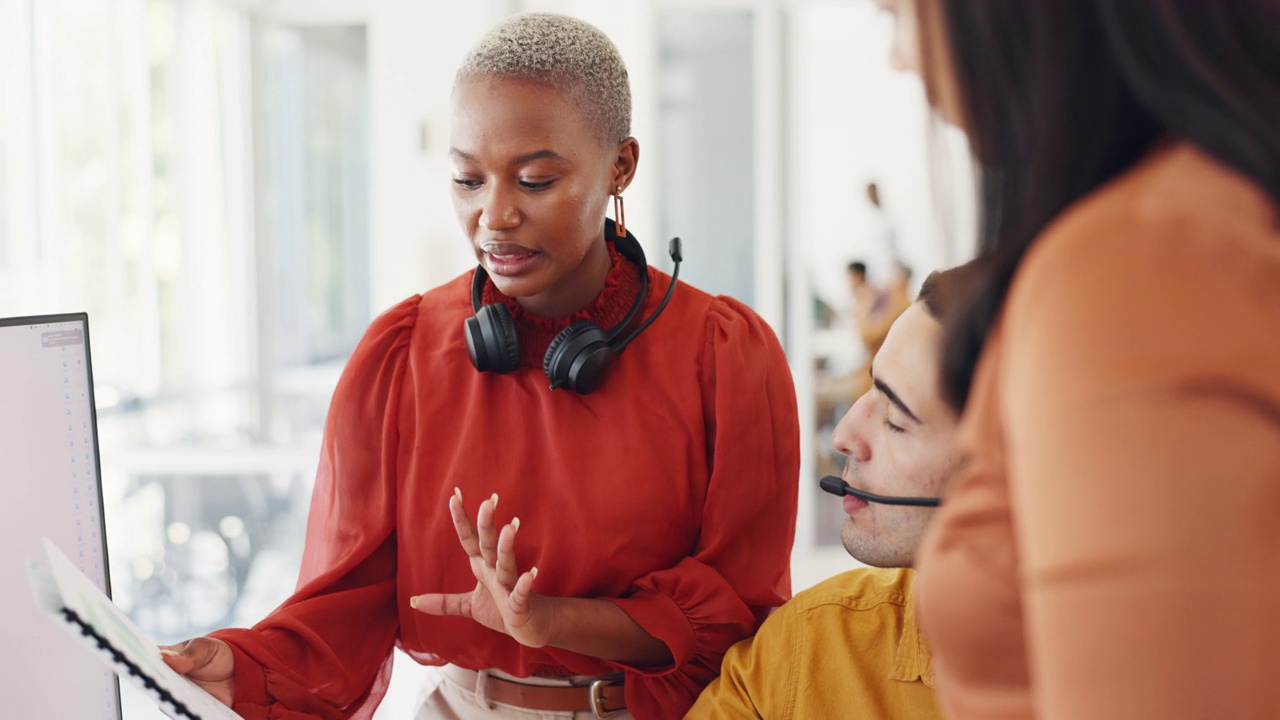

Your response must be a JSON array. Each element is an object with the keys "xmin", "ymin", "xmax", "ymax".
[
  {"xmin": 687, "ymin": 259, "xmax": 982, "ymax": 720},
  {"xmin": 847, "ymin": 260, "xmax": 872, "ymax": 308},
  {"xmin": 815, "ymin": 260, "xmax": 913, "ymax": 433},
  {"xmin": 826, "ymin": 260, "xmax": 914, "ymax": 412},
  {"xmin": 855, "ymin": 260, "xmax": 912, "ymax": 362}
]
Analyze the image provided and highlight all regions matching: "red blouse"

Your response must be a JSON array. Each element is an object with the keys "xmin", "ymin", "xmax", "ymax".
[{"xmin": 210, "ymin": 242, "xmax": 801, "ymax": 720}]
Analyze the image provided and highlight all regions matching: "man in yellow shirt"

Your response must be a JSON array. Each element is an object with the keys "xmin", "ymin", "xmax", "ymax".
[{"xmin": 687, "ymin": 261, "xmax": 981, "ymax": 719}]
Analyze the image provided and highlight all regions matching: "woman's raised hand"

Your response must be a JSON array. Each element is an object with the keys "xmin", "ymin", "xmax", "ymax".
[{"xmin": 410, "ymin": 489, "xmax": 558, "ymax": 648}]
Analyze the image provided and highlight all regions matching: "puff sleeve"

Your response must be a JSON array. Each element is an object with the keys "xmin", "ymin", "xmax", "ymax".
[
  {"xmin": 208, "ymin": 296, "xmax": 419, "ymax": 720},
  {"xmin": 607, "ymin": 296, "xmax": 800, "ymax": 719},
  {"xmin": 1002, "ymin": 219, "xmax": 1280, "ymax": 719}
]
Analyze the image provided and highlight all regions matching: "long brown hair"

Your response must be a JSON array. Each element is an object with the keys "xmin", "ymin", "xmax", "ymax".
[{"xmin": 919, "ymin": 0, "xmax": 1280, "ymax": 410}]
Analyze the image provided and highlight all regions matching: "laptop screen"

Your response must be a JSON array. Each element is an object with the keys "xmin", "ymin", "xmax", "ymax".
[{"xmin": 0, "ymin": 313, "xmax": 121, "ymax": 719}]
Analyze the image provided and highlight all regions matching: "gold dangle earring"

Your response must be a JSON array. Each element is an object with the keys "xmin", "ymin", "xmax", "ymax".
[{"xmin": 613, "ymin": 186, "xmax": 626, "ymax": 238}]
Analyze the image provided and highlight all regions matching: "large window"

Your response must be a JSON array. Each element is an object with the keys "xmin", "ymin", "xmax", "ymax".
[{"xmin": 0, "ymin": 2, "xmax": 369, "ymax": 716}]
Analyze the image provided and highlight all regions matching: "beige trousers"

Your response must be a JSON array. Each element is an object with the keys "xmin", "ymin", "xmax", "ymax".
[{"xmin": 413, "ymin": 666, "xmax": 635, "ymax": 720}]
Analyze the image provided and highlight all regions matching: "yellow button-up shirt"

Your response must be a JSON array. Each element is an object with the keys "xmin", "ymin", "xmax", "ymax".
[{"xmin": 686, "ymin": 567, "xmax": 938, "ymax": 719}]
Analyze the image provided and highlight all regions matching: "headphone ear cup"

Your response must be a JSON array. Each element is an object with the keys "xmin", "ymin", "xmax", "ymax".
[
  {"xmin": 543, "ymin": 321, "xmax": 616, "ymax": 394},
  {"xmin": 465, "ymin": 303, "xmax": 520, "ymax": 374}
]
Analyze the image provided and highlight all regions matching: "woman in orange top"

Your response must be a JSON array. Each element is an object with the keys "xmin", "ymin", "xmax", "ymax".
[
  {"xmin": 160, "ymin": 13, "xmax": 799, "ymax": 720},
  {"xmin": 873, "ymin": 0, "xmax": 1280, "ymax": 717}
]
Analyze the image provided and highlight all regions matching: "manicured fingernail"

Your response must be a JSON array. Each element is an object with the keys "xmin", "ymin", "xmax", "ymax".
[
  {"xmin": 159, "ymin": 648, "xmax": 178, "ymax": 657},
  {"xmin": 454, "ymin": 487, "xmax": 462, "ymax": 502},
  {"xmin": 531, "ymin": 566, "xmax": 538, "ymax": 579},
  {"xmin": 512, "ymin": 517, "xmax": 520, "ymax": 530},
  {"xmin": 409, "ymin": 595, "xmax": 420, "ymax": 609},
  {"xmin": 491, "ymin": 493, "xmax": 499, "ymax": 507}
]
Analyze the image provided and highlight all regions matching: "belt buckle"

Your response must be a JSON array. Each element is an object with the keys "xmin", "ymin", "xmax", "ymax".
[{"xmin": 589, "ymin": 677, "xmax": 626, "ymax": 719}]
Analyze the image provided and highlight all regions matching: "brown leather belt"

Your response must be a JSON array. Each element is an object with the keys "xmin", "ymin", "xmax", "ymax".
[{"xmin": 442, "ymin": 665, "xmax": 627, "ymax": 718}]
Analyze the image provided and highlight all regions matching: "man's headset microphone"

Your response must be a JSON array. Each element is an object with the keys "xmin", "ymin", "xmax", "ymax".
[{"xmin": 819, "ymin": 475, "xmax": 941, "ymax": 507}]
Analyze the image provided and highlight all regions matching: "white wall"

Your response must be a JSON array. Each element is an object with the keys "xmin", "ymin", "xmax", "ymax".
[{"xmin": 366, "ymin": 1, "xmax": 505, "ymax": 313}]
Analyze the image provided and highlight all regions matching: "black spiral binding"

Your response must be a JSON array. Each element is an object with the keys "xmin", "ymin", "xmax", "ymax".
[{"xmin": 61, "ymin": 607, "xmax": 198, "ymax": 720}]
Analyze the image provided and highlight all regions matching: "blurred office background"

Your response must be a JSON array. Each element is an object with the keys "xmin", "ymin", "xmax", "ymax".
[{"xmin": 0, "ymin": 0, "xmax": 972, "ymax": 716}]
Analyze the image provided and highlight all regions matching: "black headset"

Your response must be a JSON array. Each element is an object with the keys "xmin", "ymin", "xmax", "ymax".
[{"xmin": 464, "ymin": 220, "xmax": 683, "ymax": 394}]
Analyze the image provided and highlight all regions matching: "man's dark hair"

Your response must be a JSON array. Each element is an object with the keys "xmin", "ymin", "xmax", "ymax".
[
  {"xmin": 917, "ymin": 257, "xmax": 991, "ymax": 415},
  {"xmin": 847, "ymin": 261, "xmax": 868, "ymax": 279},
  {"xmin": 916, "ymin": 257, "xmax": 989, "ymax": 329}
]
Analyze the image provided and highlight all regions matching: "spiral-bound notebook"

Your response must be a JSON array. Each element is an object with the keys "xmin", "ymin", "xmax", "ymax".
[{"xmin": 27, "ymin": 537, "xmax": 244, "ymax": 720}]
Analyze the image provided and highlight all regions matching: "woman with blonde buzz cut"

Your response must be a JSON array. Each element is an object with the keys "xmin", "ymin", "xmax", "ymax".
[{"xmin": 160, "ymin": 12, "xmax": 799, "ymax": 720}]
